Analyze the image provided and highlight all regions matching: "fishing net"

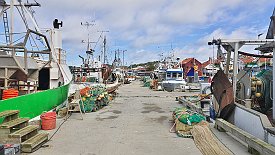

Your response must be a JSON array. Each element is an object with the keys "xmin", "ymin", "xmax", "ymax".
[
  {"xmin": 191, "ymin": 125, "xmax": 232, "ymax": 155},
  {"xmin": 173, "ymin": 108, "xmax": 206, "ymax": 125},
  {"xmin": 80, "ymin": 86, "xmax": 110, "ymax": 112}
]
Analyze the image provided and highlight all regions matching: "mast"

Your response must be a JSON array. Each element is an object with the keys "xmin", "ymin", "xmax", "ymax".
[
  {"xmin": 97, "ymin": 30, "xmax": 109, "ymax": 64},
  {"xmin": 103, "ymin": 35, "xmax": 106, "ymax": 64},
  {"xmin": 81, "ymin": 21, "xmax": 95, "ymax": 65}
]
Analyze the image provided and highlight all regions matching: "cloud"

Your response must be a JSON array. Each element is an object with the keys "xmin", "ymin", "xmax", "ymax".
[
  {"xmin": 2, "ymin": 0, "xmax": 274, "ymax": 65},
  {"xmin": 174, "ymin": 25, "xmax": 270, "ymax": 63}
]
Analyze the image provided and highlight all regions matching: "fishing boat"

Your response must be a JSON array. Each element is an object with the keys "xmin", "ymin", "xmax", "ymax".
[
  {"xmin": 162, "ymin": 68, "xmax": 186, "ymax": 92},
  {"xmin": 205, "ymin": 8, "xmax": 275, "ymax": 147},
  {"xmin": 0, "ymin": 0, "xmax": 72, "ymax": 119},
  {"xmin": 70, "ymin": 27, "xmax": 121, "ymax": 94},
  {"xmin": 158, "ymin": 54, "xmax": 187, "ymax": 92}
]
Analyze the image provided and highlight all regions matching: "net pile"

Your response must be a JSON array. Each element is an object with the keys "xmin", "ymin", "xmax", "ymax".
[{"xmin": 191, "ymin": 125, "xmax": 232, "ymax": 155}]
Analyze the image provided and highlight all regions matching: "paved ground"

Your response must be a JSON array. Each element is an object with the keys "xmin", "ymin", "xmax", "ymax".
[
  {"xmin": 32, "ymin": 81, "xmax": 202, "ymax": 155},
  {"xmin": 31, "ymin": 81, "xmax": 250, "ymax": 155}
]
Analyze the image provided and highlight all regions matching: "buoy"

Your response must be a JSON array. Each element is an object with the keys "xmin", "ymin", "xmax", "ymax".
[
  {"xmin": 256, "ymin": 80, "xmax": 262, "ymax": 86},
  {"xmin": 251, "ymin": 81, "xmax": 256, "ymax": 87},
  {"xmin": 251, "ymin": 76, "xmax": 257, "ymax": 81},
  {"xmin": 255, "ymin": 93, "xmax": 262, "ymax": 98}
]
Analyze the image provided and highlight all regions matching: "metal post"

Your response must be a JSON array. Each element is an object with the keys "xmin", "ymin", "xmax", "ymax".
[
  {"xmin": 58, "ymin": 48, "xmax": 61, "ymax": 64},
  {"xmin": 4, "ymin": 68, "xmax": 8, "ymax": 89},
  {"xmin": 225, "ymin": 49, "xmax": 231, "ymax": 76},
  {"xmin": 24, "ymin": 48, "xmax": 27, "ymax": 72},
  {"xmin": 233, "ymin": 42, "xmax": 240, "ymax": 100},
  {"xmin": 27, "ymin": 82, "xmax": 30, "ymax": 94},
  {"xmin": 273, "ymin": 47, "xmax": 275, "ymax": 120},
  {"xmin": 103, "ymin": 36, "xmax": 106, "ymax": 64},
  {"xmin": 10, "ymin": 0, "xmax": 14, "ymax": 55}
]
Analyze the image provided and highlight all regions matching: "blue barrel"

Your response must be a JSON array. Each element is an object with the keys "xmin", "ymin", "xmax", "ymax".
[{"xmin": 210, "ymin": 105, "xmax": 216, "ymax": 120}]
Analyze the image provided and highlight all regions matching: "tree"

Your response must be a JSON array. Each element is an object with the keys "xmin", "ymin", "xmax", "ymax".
[{"xmin": 146, "ymin": 64, "xmax": 155, "ymax": 71}]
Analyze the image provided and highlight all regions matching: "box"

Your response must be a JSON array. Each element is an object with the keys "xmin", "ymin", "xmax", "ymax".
[
  {"xmin": 0, "ymin": 145, "xmax": 4, "ymax": 155},
  {"xmin": 4, "ymin": 144, "xmax": 21, "ymax": 155}
]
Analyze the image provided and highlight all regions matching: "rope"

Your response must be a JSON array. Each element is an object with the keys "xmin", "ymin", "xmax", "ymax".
[
  {"xmin": 45, "ymin": 113, "xmax": 71, "ymax": 142},
  {"xmin": 191, "ymin": 125, "xmax": 233, "ymax": 155},
  {"xmin": 188, "ymin": 93, "xmax": 213, "ymax": 103}
]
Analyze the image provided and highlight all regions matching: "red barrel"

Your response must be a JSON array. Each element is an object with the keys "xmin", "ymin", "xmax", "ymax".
[
  {"xmin": 40, "ymin": 112, "xmax": 56, "ymax": 130},
  {"xmin": 2, "ymin": 89, "xmax": 19, "ymax": 100}
]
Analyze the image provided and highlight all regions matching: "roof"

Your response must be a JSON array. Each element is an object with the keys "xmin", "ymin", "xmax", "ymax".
[
  {"xmin": 202, "ymin": 58, "xmax": 221, "ymax": 68},
  {"xmin": 202, "ymin": 59, "xmax": 211, "ymax": 68},
  {"xmin": 258, "ymin": 57, "xmax": 271, "ymax": 63},
  {"xmin": 240, "ymin": 56, "xmax": 255, "ymax": 64},
  {"xmin": 181, "ymin": 58, "xmax": 193, "ymax": 64},
  {"xmin": 181, "ymin": 58, "xmax": 202, "ymax": 65}
]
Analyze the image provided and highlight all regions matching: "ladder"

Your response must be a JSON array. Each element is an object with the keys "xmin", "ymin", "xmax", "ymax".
[{"xmin": 3, "ymin": 11, "xmax": 10, "ymax": 44}]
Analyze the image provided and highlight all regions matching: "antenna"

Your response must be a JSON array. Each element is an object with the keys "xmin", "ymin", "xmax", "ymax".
[
  {"xmin": 81, "ymin": 20, "xmax": 96, "ymax": 64},
  {"xmin": 81, "ymin": 21, "xmax": 95, "ymax": 30},
  {"xmin": 81, "ymin": 20, "xmax": 95, "ymax": 51}
]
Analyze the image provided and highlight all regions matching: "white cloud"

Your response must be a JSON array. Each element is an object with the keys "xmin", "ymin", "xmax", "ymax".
[{"xmin": 3, "ymin": 0, "xmax": 274, "ymax": 65}]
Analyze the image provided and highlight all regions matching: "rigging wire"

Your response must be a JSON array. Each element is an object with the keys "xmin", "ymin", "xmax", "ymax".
[
  {"xmin": 16, "ymin": 6, "xmax": 29, "ymax": 29},
  {"xmin": 93, "ymin": 32, "xmax": 103, "ymax": 50}
]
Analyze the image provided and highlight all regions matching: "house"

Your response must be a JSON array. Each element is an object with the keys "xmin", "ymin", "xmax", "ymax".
[
  {"xmin": 239, "ymin": 56, "xmax": 255, "ymax": 69},
  {"xmin": 133, "ymin": 66, "xmax": 151, "ymax": 77},
  {"xmin": 202, "ymin": 57, "xmax": 220, "ymax": 76},
  {"xmin": 258, "ymin": 57, "xmax": 272, "ymax": 67},
  {"xmin": 181, "ymin": 58, "xmax": 202, "ymax": 77}
]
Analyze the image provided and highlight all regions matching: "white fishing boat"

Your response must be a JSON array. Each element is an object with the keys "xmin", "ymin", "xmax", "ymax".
[{"xmin": 162, "ymin": 68, "xmax": 186, "ymax": 92}]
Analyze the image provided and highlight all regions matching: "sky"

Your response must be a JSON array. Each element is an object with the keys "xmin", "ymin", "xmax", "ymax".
[{"xmin": 1, "ymin": 0, "xmax": 275, "ymax": 66}]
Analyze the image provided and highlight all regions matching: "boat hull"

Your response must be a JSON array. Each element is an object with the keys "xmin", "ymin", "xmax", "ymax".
[
  {"xmin": 0, "ymin": 83, "xmax": 70, "ymax": 120},
  {"xmin": 162, "ymin": 81, "xmax": 186, "ymax": 92}
]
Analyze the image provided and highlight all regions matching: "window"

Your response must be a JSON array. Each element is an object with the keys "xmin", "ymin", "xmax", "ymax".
[
  {"xmin": 178, "ymin": 73, "xmax": 182, "ymax": 77},
  {"xmin": 167, "ymin": 73, "xmax": 171, "ymax": 78},
  {"xmin": 172, "ymin": 73, "xmax": 177, "ymax": 78}
]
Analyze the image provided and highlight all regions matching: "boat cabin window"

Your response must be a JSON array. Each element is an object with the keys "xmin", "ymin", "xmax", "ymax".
[
  {"xmin": 178, "ymin": 73, "xmax": 182, "ymax": 78},
  {"xmin": 172, "ymin": 73, "xmax": 177, "ymax": 78},
  {"xmin": 167, "ymin": 73, "xmax": 171, "ymax": 78}
]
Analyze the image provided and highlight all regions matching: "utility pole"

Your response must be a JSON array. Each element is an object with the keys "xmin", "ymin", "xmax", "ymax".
[
  {"xmin": 117, "ymin": 49, "xmax": 120, "ymax": 66},
  {"xmin": 123, "ymin": 50, "xmax": 127, "ymax": 67}
]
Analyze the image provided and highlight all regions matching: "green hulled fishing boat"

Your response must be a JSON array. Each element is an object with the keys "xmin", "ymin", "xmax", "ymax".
[{"xmin": 0, "ymin": 0, "xmax": 72, "ymax": 120}]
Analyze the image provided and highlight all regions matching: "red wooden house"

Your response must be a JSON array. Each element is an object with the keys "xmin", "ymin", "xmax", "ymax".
[{"xmin": 181, "ymin": 58, "xmax": 202, "ymax": 77}]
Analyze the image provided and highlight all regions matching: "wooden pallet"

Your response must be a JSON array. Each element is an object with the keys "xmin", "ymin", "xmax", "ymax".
[
  {"xmin": 0, "ymin": 110, "xmax": 19, "ymax": 123},
  {"xmin": 0, "ymin": 117, "xmax": 29, "ymax": 129},
  {"xmin": 21, "ymin": 132, "xmax": 49, "ymax": 153},
  {"xmin": 0, "ymin": 110, "xmax": 49, "ymax": 153},
  {"xmin": 9, "ymin": 125, "xmax": 39, "ymax": 142}
]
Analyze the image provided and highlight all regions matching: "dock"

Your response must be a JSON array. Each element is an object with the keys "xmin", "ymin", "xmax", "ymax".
[{"xmin": 31, "ymin": 81, "xmax": 249, "ymax": 155}]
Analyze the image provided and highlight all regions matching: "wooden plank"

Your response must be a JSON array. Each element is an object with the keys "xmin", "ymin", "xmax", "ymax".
[
  {"xmin": 0, "ymin": 110, "xmax": 19, "ymax": 118},
  {"xmin": 0, "ymin": 118, "xmax": 29, "ymax": 129},
  {"xmin": 9, "ymin": 125, "xmax": 38, "ymax": 138},
  {"xmin": 215, "ymin": 118, "xmax": 275, "ymax": 155},
  {"xmin": 21, "ymin": 132, "xmax": 49, "ymax": 153}
]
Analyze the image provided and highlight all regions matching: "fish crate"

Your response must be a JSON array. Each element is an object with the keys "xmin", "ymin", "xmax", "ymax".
[{"xmin": 1, "ymin": 144, "xmax": 20, "ymax": 155}]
